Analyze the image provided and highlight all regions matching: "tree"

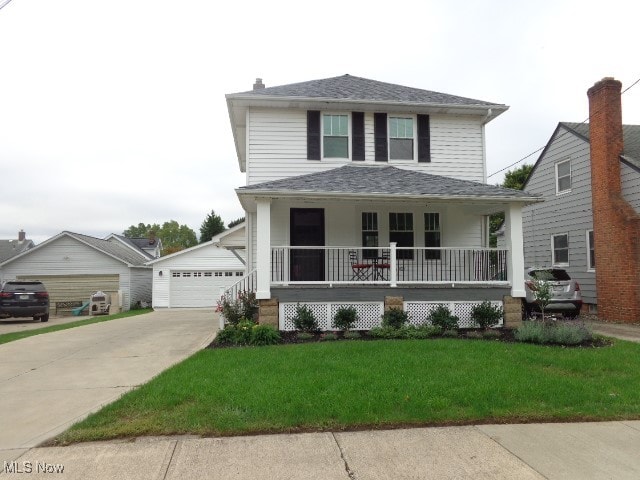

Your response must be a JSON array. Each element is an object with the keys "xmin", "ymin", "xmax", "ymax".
[
  {"xmin": 123, "ymin": 221, "xmax": 197, "ymax": 255},
  {"xmin": 490, "ymin": 164, "xmax": 533, "ymax": 246},
  {"xmin": 123, "ymin": 223, "xmax": 160, "ymax": 238},
  {"xmin": 200, "ymin": 210, "xmax": 226, "ymax": 243},
  {"xmin": 227, "ymin": 216, "xmax": 245, "ymax": 229},
  {"xmin": 160, "ymin": 220, "xmax": 198, "ymax": 254}
]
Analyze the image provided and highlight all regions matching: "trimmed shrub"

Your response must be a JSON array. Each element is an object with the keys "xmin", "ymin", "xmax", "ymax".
[
  {"xmin": 214, "ymin": 318, "xmax": 256, "ymax": 346},
  {"xmin": 343, "ymin": 331, "xmax": 361, "ymax": 340},
  {"xmin": 333, "ymin": 306, "xmax": 359, "ymax": 331},
  {"xmin": 427, "ymin": 305, "xmax": 459, "ymax": 331},
  {"xmin": 369, "ymin": 324, "xmax": 441, "ymax": 340},
  {"xmin": 296, "ymin": 332, "xmax": 314, "ymax": 341},
  {"xmin": 250, "ymin": 324, "xmax": 280, "ymax": 346},
  {"xmin": 381, "ymin": 308, "xmax": 409, "ymax": 329},
  {"xmin": 441, "ymin": 329, "xmax": 459, "ymax": 338},
  {"xmin": 470, "ymin": 301, "xmax": 503, "ymax": 329},
  {"xmin": 369, "ymin": 326, "xmax": 404, "ymax": 339},
  {"xmin": 514, "ymin": 320, "xmax": 593, "ymax": 345},
  {"xmin": 320, "ymin": 332, "xmax": 338, "ymax": 341},
  {"xmin": 482, "ymin": 329, "xmax": 502, "ymax": 340},
  {"xmin": 290, "ymin": 304, "xmax": 319, "ymax": 332}
]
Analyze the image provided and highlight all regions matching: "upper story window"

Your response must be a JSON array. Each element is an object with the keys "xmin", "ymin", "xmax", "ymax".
[
  {"xmin": 323, "ymin": 114, "xmax": 349, "ymax": 158},
  {"xmin": 556, "ymin": 159, "xmax": 571, "ymax": 194},
  {"xmin": 389, "ymin": 117, "xmax": 414, "ymax": 160}
]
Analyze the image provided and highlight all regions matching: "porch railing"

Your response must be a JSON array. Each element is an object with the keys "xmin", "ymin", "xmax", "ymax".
[
  {"xmin": 220, "ymin": 269, "xmax": 257, "ymax": 302},
  {"xmin": 271, "ymin": 246, "xmax": 507, "ymax": 285}
]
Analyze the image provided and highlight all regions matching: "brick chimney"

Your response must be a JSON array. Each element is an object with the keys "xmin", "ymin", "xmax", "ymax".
[
  {"xmin": 18, "ymin": 230, "xmax": 25, "ymax": 242},
  {"xmin": 148, "ymin": 231, "xmax": 156, "ymax": 246},
  {"xmin": 253, "ymin": 78, "xmax": 265, "ymax": 90},
  {"xmin": 587, "ymin": 77, "xmax": 640, "ymax": 322}
]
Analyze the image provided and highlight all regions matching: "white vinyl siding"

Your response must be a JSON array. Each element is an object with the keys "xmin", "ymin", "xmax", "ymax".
[
  {"xmin": 522, "ymin": 125, "xmax": 596, "ymax": 304},
  {"xmin": 246, "ymin": 108, "xmax": 486, "ymax": 185}
]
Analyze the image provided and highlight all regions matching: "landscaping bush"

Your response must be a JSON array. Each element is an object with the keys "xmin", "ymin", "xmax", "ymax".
[
  {"xmin": 320, "ymin": 332, "xmax": 338, "ymax": 341},
  {"xmin": 369, "ymin": 326, "xmax": 404, "ymax": 339},
  {"xmin": 369, "ymin": 324, "xmax": 441, "ymax": 339},
  {"xmin": 296, "ymin": 332, "xmax": 314, "ymax": 341},
  {"xmin": 343, "ymin": 331, "xmax": 361, "ymax": 340},
  {"xmin": 427, "ymin": 305, "xmax": 459, "ymax": 331},
  {"xmin": 333, "ymin": 306, "xmax": 359, "ymax": 331},
  {"xmin": 514, "ymin": 320, "xmax": 593, "ymax": 345},
  {"xmin": 249, "ymin": 324, "xmax": 281, "ymax": 346},
  {"xmin": 482, "ymin": 329, "xmax": 502, "ymax": 340},
  {"xmin": 441, "ymin": 329, "xmax": 459, "ymax": 338},
  {"xmin": 470, "ymin": 301, "xmax": 503, "ymax": 329},
  {"xmin": 290, "ymin": 304, "xmax": 319, "ymax": 332},
  {"xmin": 217, "ymin": 291, "xmax": 258, "ymax": 326},
  {"xmin": 381, "ymin": 308, "xmax": 409, "ymax": 329}
]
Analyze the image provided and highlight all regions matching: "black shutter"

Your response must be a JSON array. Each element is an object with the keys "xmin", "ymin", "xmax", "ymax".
[
  {"xmin": 417, "ymin": 114, "xmax": 431, "ymax": 163},
  {"xmin": 374, "ymin": 113, "xmax": 388, "ymax": 162},
  {"xmin": 307, "ymin": 110, "xmax": 321, "ymax": 160},
  {"xmin": 352, "ymin": 112, "xmax": 365, "ymax": 161}
]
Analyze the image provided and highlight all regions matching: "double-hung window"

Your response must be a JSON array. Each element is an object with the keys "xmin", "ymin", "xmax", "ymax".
[
  {"xmin": 424, "ymin": 213, "xmax": 441, "ymax": 260},
  {"xmin": 556, "ymin": 159, "xmax": 571, "ymax": 194},
  {"xmin": 587, "ymin": 230, "xmax": 595, "ymax": 270},
  {"xmin": 552, "ymin": 233, "xmax": 569, "ymax": 266},
  {"xmin": 390, "ymin": 212, "xmax": 414, "ymax": 259},
  {"xmin": 323, "ymin": 114, "xmax": 348, "ymax": 158},
  {"xmin": 362, "ymin": 212, "xmax": 378, "ymax": 259},
  {"xmin": 389, "ymin": 117, "xmax": 414, "ymax": 160}
]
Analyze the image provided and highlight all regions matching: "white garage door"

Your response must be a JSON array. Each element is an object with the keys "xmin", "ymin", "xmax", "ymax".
[{"xmin": 169, "ymin": 270, "xmax": 244, "ymax": 308}]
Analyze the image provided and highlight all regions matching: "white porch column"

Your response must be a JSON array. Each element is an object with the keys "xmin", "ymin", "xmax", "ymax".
[
  {"xmin": 256, "ymin": 198, "xmax": 271, "ymax": 300},
  {"xmin": 389, "ymin": 242, "xmax": 397, "ymax": 287},
  {"xmin": 505, "ymin": 203, "xmax": 525, "ymax": 297}
]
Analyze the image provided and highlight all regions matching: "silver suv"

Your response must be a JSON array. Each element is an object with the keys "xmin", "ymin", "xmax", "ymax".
[
  {"xmin": 0, "ymin": 281, "xmax": 50, "ymax": 322},
  {"xmin": 524, "ymin": 268, "xmax": 582, "ymax": 318}
]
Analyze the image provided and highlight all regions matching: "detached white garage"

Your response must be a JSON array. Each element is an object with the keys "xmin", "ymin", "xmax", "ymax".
[{"xmin": 149, "ymin": 224, "xmax": 246, "ymax": 308}]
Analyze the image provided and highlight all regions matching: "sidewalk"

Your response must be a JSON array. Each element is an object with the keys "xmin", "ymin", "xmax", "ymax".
[{"xmin": 4, "ymin": 421, "xmax": 640, "ymax": 479}]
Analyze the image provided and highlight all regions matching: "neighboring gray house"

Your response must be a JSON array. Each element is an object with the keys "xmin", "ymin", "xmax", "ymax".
[
  {"xmin": 521, "ymin": 121, "xmax": 640, "ymax": 311},
  {"xmin": 0, "ymin": 230, "xmax": 35, "ymax": 264},
  {"xmin": 0, "ymin": 231, "xmax": 152, "ymax": 313},
  {"xmin": 106, "ymin": 233, "xmax": 163, "ymax": 259}
]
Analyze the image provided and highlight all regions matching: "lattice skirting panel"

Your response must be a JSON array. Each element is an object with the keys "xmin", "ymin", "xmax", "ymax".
[
  {"xmin": 404, "ymin": 301, "xmax": 504, "ymax": 328},
  {"xmin": 280, "ymin": 302, "xmax": 384, "ymax": 331}
]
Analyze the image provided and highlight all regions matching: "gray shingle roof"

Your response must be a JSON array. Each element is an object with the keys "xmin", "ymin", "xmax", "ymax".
[
  {"xmin": 561, "ymin": 122, "xmax": 640, "ymax": 161},
  {"xmin": 68, "ymin": 232, "xmax": 150, "ymax": 266},
  {"xmin": 0, "ymin": 239, "xmax": 34, "ymax": 263},
  {"xmin": 229, "ymin": 74, "xmax": 504, "ymax": 108},
  {"xmin": 238, "ymin": 165, "xmax": 539, "ymax": 201}
]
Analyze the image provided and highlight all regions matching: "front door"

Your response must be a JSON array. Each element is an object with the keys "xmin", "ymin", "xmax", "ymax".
[{"xmin": 290, "ymin": 208, "xmax": 325, "ymax": 281}]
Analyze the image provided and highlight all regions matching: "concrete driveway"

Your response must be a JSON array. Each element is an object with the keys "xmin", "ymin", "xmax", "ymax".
[{"xmin": 0, "ymin": 309, "xmax": 217, "ymax": 463}]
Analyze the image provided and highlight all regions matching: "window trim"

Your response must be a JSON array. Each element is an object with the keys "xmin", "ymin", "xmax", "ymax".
[
  {"xmin": 586, "ymin": 230, "xmax": 595, "ymax": 272},
  {"xmin": 551, "ymin": 233, "xmax": 569, "ymax": 266},
  {"xmin": 388, "ymin": 114, "xmax": 416, "ymax": 161},
  {"xmin": 555, "ymin": 159, "xmax": 572, "ymax": 195},
  {"xmin": 321, "ymin": 112, "xmax": 351, "ymax": 159}
]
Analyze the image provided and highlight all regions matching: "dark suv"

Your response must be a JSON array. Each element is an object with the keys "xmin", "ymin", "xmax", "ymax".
[{"xmin": 0, "ymin": 281, "xmax": 50, "ymax": 322}]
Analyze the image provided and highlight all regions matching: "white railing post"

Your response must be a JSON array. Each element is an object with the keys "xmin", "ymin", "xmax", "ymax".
[
  {"xmin": 218, "ymin": 287, "xmax": 226, "ymax": 330},
  {"xmin": 390, "ymin": 242, "xmax": 397, "ymax": 287}
]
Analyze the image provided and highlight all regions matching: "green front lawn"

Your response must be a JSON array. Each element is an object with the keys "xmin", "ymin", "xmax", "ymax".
[
  {"xmin": 53, "ymin": 337, "xmax": 640, "ymax": 444},
  {"xmin": 0, "ymin": 309, "xmax": 153, "ymax": 345}
]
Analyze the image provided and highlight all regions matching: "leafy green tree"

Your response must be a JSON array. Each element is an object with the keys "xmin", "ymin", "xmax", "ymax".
[
  {"xmin": 490, "ymin": 164, "xmax": 533, "ymax": 246},
  {"xmin": 160, "ymin": 220, "xmax": 198, "ymax": 254},
  {"xmin": 227, "ymin": 216, "xmax": 245, "ymax": 229},
  {"xmin": 200, "ymin": 210, "xmax": 226, "ymax": 243},
  {"xmin": 123, "ymin": 223, "xmax": 160, "ymax": 238}
]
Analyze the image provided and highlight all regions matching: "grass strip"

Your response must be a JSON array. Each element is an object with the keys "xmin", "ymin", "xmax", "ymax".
[
  {"xmin": 0, "ymin": 309, "xmax": 153, "ymax": 345},
  {"xmin": 53, "ymin": 338, "xmax": 640, "ymax": 444}
]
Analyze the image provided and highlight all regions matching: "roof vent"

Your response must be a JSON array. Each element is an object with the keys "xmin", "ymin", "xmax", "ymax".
[{"xmin": 253, "ymin": 78, "xmax": 265, "ymax": 90}]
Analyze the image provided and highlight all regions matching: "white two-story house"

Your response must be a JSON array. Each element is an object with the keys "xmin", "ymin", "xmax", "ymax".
[{"xmin": 225, "ymin": 75, "xmax": 540, "ymax": 330}]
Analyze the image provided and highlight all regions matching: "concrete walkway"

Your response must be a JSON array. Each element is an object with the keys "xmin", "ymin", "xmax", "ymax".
[
  {"xmin": 0, "ymin": 309, "xmax": 217, "ymax": 464},
  {"xmin": 588, "ymin": 321, "xmax": 640, "ymax": 343},
  {"xmin": 4, "ymin": 421, "xmax": 640, "ymax": 479}
]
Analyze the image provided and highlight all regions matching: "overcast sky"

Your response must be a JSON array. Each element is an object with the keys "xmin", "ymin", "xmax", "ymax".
[{"xmin": 1, "ymin": 0, "xmax": 639, "ymax": 244}]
